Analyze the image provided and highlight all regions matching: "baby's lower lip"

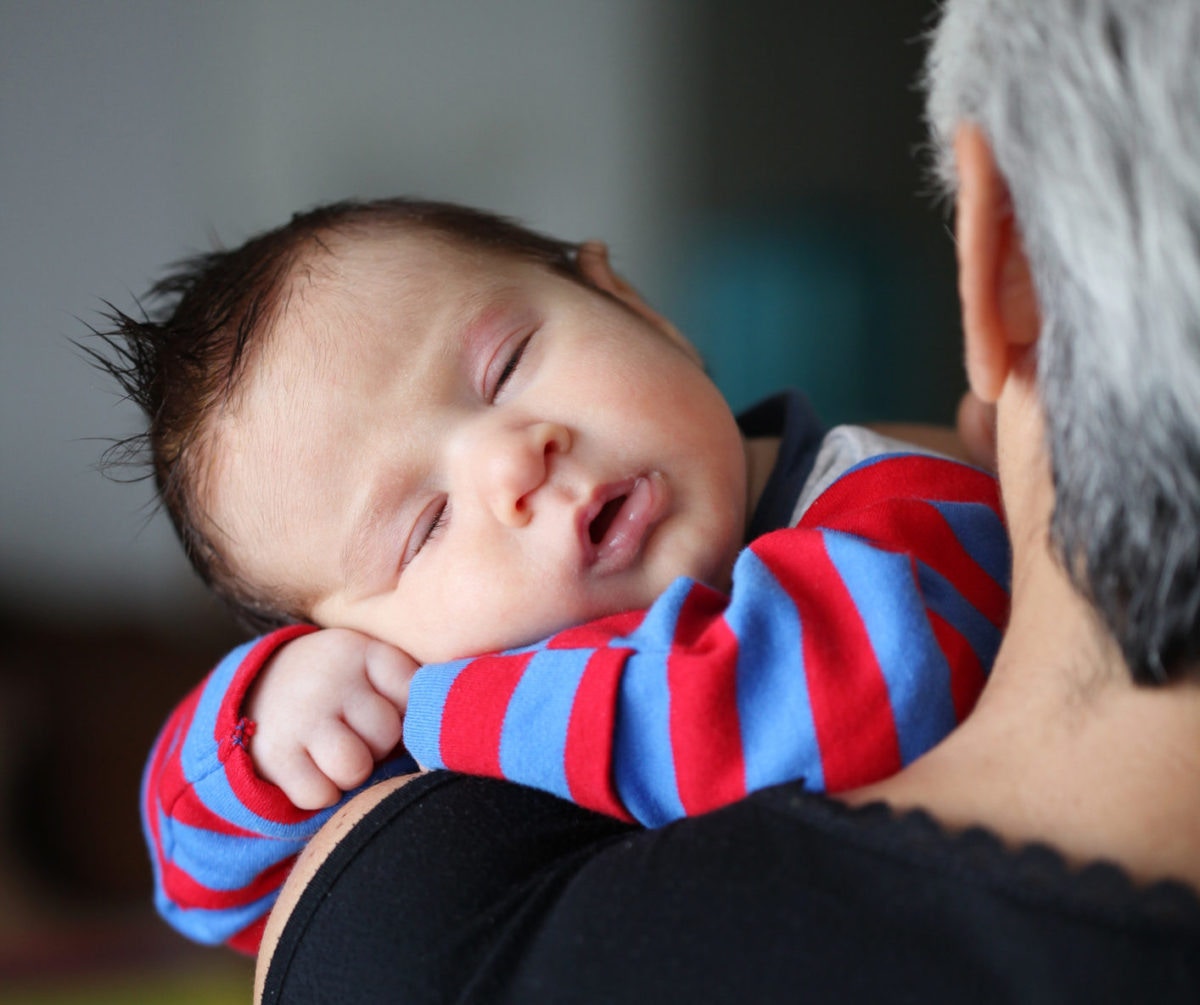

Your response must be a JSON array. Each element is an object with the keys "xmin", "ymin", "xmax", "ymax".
[{"xmin": 582, "ymin": 473, "xmax": 667, "ymax": 575}]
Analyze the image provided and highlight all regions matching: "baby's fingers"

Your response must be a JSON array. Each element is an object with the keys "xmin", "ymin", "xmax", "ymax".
[
  {"xmin": 364, "ymin": 640, "xmax": 418, "ymax": 711},
  {"xmin": 307, "ymin": 721, "xmax": 377, "ymax": 797},
  {"xmin": 342, "ymin": 687, "xmax": 404, "ymax": 762},
  {"xmin": 266, "ymin": 750, "xmax": 343, "ymax": 812}
]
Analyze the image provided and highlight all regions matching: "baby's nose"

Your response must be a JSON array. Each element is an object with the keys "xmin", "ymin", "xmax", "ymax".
[{"xmin": 482, "ymin": 421, "xmax": 571, "ymax": 527}]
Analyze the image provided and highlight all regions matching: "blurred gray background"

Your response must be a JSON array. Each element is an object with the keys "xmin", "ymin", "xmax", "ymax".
[{"xmin": 1, "ymin": 0, "xmax": 953, "ymax": 997}]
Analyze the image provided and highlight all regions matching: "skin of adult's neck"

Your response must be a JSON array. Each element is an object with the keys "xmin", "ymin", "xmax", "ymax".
[{"xmin": 844, "ymin": 359, "xmax": 1200, "ymax": 893}]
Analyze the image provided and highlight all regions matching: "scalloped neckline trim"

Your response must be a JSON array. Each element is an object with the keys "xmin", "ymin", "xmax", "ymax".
[{"xmin": 788, "ymin": 791, "xmax": 1200, "ymax": 931}]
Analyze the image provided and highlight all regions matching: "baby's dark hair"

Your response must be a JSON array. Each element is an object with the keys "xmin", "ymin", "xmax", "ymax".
[{"xmin": 94, "ymin": 197, "xmax": 584, "ymax": 633}]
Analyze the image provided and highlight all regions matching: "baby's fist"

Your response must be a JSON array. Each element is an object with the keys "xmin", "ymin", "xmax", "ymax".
[{"xmin": 246, "ymin": 629, "xmax": 418, "ymax": 810}]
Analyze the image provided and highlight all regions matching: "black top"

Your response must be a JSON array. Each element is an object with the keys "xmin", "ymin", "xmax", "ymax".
[{"xmin": 263, "ymin": 772, "xmax": 1200, "ymax": 1004}]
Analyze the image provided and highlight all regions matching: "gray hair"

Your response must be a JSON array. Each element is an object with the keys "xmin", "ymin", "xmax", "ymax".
[{"xmin": 925, "ymin": 0, "xmax": 1200, "ymax": 682}]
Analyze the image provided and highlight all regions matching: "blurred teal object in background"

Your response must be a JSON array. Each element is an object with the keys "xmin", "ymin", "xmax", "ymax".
[{"xmin": 669, "ymin": 211, "xmax": 961, "ymax": 426}]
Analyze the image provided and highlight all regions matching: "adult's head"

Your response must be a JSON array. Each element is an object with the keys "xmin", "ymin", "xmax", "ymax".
[{"xmin": 925, "ymin": 0, "xmax": 1200, "ymax": 682}]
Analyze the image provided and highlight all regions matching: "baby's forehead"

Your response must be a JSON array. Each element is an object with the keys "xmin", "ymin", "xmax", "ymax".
[
  {"xmin": 293, "ymin": 224, "xmax": 501, "ymax": 291},
  {"xmin": 267, "ymin": 228, "xmax": 455, "ymax": 345},
  {"xmin": 279, "ymin": 227, "xmax": 512, "ymax": 339},
  {"xmin": 257, "ymin": 225, "xmax": 533, "ymax": 393}
]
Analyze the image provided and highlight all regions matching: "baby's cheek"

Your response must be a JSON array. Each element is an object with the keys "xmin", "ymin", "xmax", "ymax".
[
  {"xmin": 476, "ymin": 583, "xmax": 586, "ymax": 655},
  {"xmin": 411, "ymin": 559, "xmax": 555, "ymax": 661}
]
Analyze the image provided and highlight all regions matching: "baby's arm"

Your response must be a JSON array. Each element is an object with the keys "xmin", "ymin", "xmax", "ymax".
[
  {"xmin": 404, "ymin": 454, "xmax": 1009, "ymax": 825},
  {"xmin": 141, "ymin": 626, "xmax": 418, "ymax": 953}
]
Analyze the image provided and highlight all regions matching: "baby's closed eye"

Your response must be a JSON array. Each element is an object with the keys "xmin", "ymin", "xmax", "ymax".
[
  {"xmin": 403, "ymin": 497, "xmax": 449, "ymax": 569},
  {"xmin": 489, "ymin": 332, "xmax": 534, "ymax": 402}
]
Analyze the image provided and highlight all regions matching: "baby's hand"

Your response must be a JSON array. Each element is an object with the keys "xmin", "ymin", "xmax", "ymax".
[{"xmin": 245, "ymin": 628, "xmax": 418, "ymax": 811}]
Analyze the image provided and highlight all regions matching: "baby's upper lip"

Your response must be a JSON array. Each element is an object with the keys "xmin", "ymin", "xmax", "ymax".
[{"xmin": 576, "ymin": 473, "xmax": 666, "ymax": 574}]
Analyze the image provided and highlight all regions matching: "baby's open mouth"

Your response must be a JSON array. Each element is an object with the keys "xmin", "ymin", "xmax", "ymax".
[
  {"xmin": 589, "ymin": 494, "xmax": 628, "ymax": 545},
  {"xmin": 579, "ymin": 473, "xmax": 667, "ymax": 574}
]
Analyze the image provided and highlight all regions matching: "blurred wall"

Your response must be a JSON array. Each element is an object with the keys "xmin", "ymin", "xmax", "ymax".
[
  {"xmin": 676, "ymin": 0, "xmax": 959, "ymax": 422},
  {"xmin": 0, "ymin": 0, "xmax": 697, "ymax": 625}
]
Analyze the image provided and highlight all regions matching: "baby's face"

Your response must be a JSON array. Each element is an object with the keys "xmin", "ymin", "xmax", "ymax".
[{"xmin": 209, "ymin": 230, "xmax": 748, "ymax": 663}]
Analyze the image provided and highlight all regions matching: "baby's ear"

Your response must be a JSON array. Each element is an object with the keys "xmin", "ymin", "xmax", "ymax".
[
  {"xmin": 577, "ymin": 240, "xmax": 633, "ymax": 300},
  {"xmin": 576, "ymin": 240, "xmax": 701, "ymax": 363}
]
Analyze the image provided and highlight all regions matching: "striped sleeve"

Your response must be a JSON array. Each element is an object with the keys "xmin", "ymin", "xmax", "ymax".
[
  {"xmin": 140, "ymin": 624, "xmax": 418, "ymax": 953},
  {"xmin": 405, "ymin": 453, "xmax": 1009, "ymax": 826}
]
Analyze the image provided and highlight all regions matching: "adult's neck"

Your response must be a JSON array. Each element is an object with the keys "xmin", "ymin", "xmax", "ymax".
[{"xmin": 848, "ymin": 380, "xmax": 1200, "ymax": 893}]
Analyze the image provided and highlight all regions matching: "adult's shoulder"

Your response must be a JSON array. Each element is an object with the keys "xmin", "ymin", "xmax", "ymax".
[
  {"xmin": 256, "ymin": 775, "xmax": 1200, "ymax": 1003},
  {"xmin": 254, "ymin": 772, "xmax": 634, "ymax": 1004},
  {"xmin": 254, "ymin": 772, "xmax": 427, "ymax": 1002}
]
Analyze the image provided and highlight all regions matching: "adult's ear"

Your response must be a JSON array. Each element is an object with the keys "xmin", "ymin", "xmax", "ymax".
[
  {"xmin": 576, "ymin": 241, "xmax": 701, "ymax": 362},
  {"xmin": 954, "ymin": 124, "xmax": 1041, "ymax": 404}
]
